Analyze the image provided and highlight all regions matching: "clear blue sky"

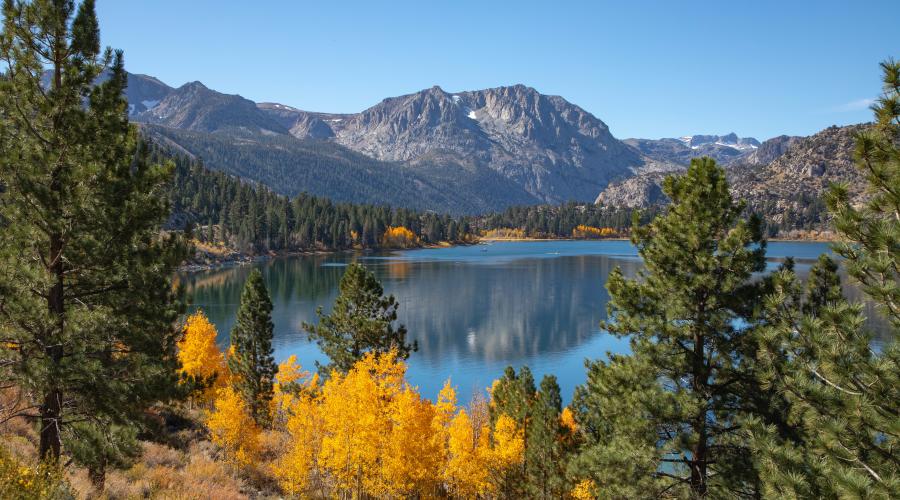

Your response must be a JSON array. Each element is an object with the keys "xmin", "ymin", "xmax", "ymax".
[{"xmin": 96, "ymin": 0, "xmax": 899, "ymax": 140}]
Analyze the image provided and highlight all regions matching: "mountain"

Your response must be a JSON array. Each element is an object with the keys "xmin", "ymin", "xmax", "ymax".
[
  {"xmin": 145, "ymin": 124, "xmax": 539, "ymax": 214},
  {"xmin": 738, "ymin": 134, "xmax": 803, "ymax": 166},
  {"xmin": 257, "ymin": 84, "xmax": 644, "ymax": 203},
  {"xmin": 729, "ymin": 125, "xmax": 867, "ymax": 209},
  {"xmin": 596, "ymin": 125, "xmax": 867, "ymax": 228},
  {"xmin": 120, "ymin": 70, "xmax": 859, "ymax": 222},
  {"xmin": 623, "ymin": 133, "xmax": 760, "ymax": 168},
  {"xmin": 123, "ymin": 72, "xmax": 644, "ymax": 212},
  {"xmin": 132, "ymin": 81, "xmax": 288, "ymax": 135}
]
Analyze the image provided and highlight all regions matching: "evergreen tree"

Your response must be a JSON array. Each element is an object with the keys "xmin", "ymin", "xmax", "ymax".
[
  {"xmin": 750, "ymin": 60, "xmax": 900, "ymax": 499},
  {"xmin": 488, "ymin": 366, "xmax": 536, "ymax": 497},
  {"xmin": 304, "ymin": 263, "xmax": 415, "ymax": 375},
  {"xmin": 803, "ymin": 254, "xmax": 843, "ymax": 316},
  {"xmin": 227, "ymin": 269, "xmax": 277, "ymax": 426},
  {"xmin": 525, "ymin": 375, "xmax": 568, "ymax": 499},
  {"xmin": 570, "ymin": 158, "xmax": 769, "ymax": 497},
  {"xmin": 0, "ymin": 0, "xmax": 188, "ymax": 478}
]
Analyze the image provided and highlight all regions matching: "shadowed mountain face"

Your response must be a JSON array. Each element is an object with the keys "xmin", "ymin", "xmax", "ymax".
[{"xmin": 123, "ymin": 72, "xmax": 643, "ymax": 211}]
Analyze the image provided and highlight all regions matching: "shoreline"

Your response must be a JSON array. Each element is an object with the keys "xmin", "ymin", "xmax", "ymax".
[{"xmin": 180, "ymin": 236, "xmax": 838, "ymax": 273}]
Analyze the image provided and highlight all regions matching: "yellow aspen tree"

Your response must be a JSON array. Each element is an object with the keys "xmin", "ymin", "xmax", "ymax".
[
  {"xmin": 206, "ymin": 386, "xmax": 261, "ymax": 468},
  {"xmin": 317, "ymin": 351, "xmax": 402, "ymax": 497},
  {"xmin": 270, "ymin": 355, "xmax": 312, "ymax": 425},
  {"xmin": 487, "ymin": 414, "xmax": 525, "ymax": 473},
  {"xmin": 431, "ymin": 380, "xmax": 457, "ymax": 472},
  {"xmin": 444, "ymin": 409, "xmax": 493, "ymax": 497},
  {"xmin": 177, "ymin": 311, "xmax": 228, "ymax": 403},
  {"xmin": 274, "ymin": 390, "xmax": 324, "ymax": 497},
  {"xmin": 381, "ymin": 386, "xmax": 442, "ymax": 496},
  {"xmin": 382, "ymin": 226, "xmax": 419, "ymax": 248}
]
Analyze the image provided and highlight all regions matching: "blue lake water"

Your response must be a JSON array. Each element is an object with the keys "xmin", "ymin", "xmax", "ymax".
[{"xmin": 182, "ymin": 240, "xmax": 872, "ymax": 403}]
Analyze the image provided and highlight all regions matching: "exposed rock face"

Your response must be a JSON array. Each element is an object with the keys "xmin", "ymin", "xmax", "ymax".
[
  {"xmin": 258, "ymin": 84, "xmax": 644, "ymax": 204},
  {"xmin": 595, "ymin": 125, "xmax": 868, "ymax": 224},
  {"xmin": 729, "ymin": 124, "xmax": 867, "ymax": 206},
  {"xmin": 123, "ymin": 73, "xmax": 173, "ymax": 115},
  {"xmin": 595, "ymin": 171, "xmax": 669, "ymax": 208},
  {"xmin": 124, "ymin": 71, "xmax": 646, "ymax": 207},
  {"xmin": 118, "ymin": 70, "xmax": 867, "ymax": 217},
  {"xmin": 132, "ymin": 81, "xmax": 288, "ymax": 135},
  {"xmin": 623, "ymin": 133, "xmax": 760, "ymax": 167},
  {"xmin": 740, "ymin": 134, "xmax": 803, "ymax": 166}
]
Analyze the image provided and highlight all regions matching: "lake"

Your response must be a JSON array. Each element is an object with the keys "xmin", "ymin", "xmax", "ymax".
[{"xmin": 181, "ymin": 240, "xmax": 881, "ymax": 403}]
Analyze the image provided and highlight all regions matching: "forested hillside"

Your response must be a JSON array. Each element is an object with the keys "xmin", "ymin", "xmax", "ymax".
[{"xmin": 163, "ymin": 148, "xmax": 477, "ymax": 253}]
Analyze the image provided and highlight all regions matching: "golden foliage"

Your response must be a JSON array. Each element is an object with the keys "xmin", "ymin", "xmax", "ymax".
[
  {"xmin": 270, "ymin": 355, "xmax": 315, "ymax": 426},
  {"xmin": 442, "ymin": 411, "xmax": 524, "ymax": 498},
  {"xmin": 0, "ymin": 446, "xmax": 67, "ymax": 500},
  {"xmin": 206, "ymin": 386, "xmax": 261, "ymax": 467},
  {"xmin": 572, "ymin": 224, "xmax": 617, "ymax": 239},
  {"xmin": 178, "ymin": 311, "xmax": 228, "ymax": 403},
  {"xmin": 571, "ymin": 478, "xmax": 598, "ymax": 499},
  {"xmin": 481, "ymin": 227, "xmax": 527, "ymax": 239},
  {"xmin": 273, "ymin": 391, "xmax": 322, "ymax": 496},
  {"xmin": 269, "ymin": 351, "xmax": 525, "ymax": 498},
  {"xmin": 382, "ymin": 226, "xmax": 419, "ymax": 248},
  {"xmin": 560, "ymin": 406, "xmax": 578, "ymax": 434},
  {"xmin": 489, "ymin": 414, "xmax": 524, "ymax": 472}
]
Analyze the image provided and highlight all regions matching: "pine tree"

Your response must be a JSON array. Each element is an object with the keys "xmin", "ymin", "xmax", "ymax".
[
  {"xmin": 525, "ymin": 375, "xmax": 568, "ymax": 499},
  {"xmin": 0, "ymin": 0, "xmax": 188, "ymax": 478},
  {"xmin": 803, "ymin": 254, "xmax": 843, "ymax": 316},
  {"xmin": 750, "ymin": 60, "xmax": 900, "ymax": 499},
  {"xmin": 570, "ymin": 157, "xmax": 769, "ymax": 497},
  {"xmin": 227, "ymin": 269, "xmax": 277, "ymax": 426},
  {"xmin": 488, "ymin": 366, "xmax": 535, "ymax": 497},
  {"xmin": 304, "ymin": 263, "xmax": 416, "ymax": 374}
]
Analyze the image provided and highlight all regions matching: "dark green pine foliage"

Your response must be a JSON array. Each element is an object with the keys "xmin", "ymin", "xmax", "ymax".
[
  {"xmin": 751, "ymin": 60, "xmax": 899, "ymax": 499},
  {"xmin": 65, "ymin": 422, "xmax": 140, "ymax": 491},
  {"xmin": 477, "ymin": 201, "xmax": 650, "ymax": 238},
  {"xmin": 525, "ymin": 375, "xmax": 570, "ymax": 499},
  {"xmin": 227, "ymin": 269, "xmax": 277, "ymax": 426},
  {"xmin": 802, "ymin": 254, "xmax": 843, "ymax": 316},
  {"xmin": 163, "ymin": 149, "xmax": 475, "ymax": 253},
  {"xmin": 488, "ymin": 366, "xmax": 535, "ymax": 498},
  {"xmin": 0, "ymin": 0, "xmax": 189, "ymax": 481},
  {"xmin": 304, "ymin": 263, "xmax": 415, "ymax": 375},
  {"xmin": 570, "ymin": 157, "xmax": 770, "ymax": 498}
]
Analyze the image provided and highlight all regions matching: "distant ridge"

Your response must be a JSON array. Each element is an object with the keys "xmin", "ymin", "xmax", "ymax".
[{"xmin": 119, "ymin": 71, "xmax": 867, "ymax": 216}]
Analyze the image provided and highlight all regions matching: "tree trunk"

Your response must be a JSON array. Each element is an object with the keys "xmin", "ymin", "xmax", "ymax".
[
  {"xmin": 89, "ymin": 459, "xmax": 107, "ymax": 491},
  {"xmin": 690, "ymin": 328, "xmax": 708, "ymax": 497},
  {"xmin": 40, "ymin": 233, "xmax": 65, "ymax": 462},
  {"xmin": 39, "ymin": 387, "xmax": 62, "ymax": 460}
]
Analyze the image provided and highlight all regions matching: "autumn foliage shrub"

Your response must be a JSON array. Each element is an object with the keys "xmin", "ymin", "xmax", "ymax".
[
  {"xmin": 382, "ymin": 226, "xmax": 419, "ymax": 248},
  {"xmin": 571, "ymin": 224, "xmax": 617, "ymax": 239},
  {"xmin": 0, "ymin": 446, "xmax": 69, "ymax": 499}
]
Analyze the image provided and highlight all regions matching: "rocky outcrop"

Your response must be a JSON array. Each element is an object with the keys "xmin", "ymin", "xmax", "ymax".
[
  {"xmin": 258, "ymin": 84, "xmax": 644, "ymax": 204},
  {"xmin": 595, "ymin": 125, "xmax": 868, "ymax": 226},
  {"xmin": 739, "ymin": 134, "xmax": 803, "ymax": 166},
  {"xmin": 595, "ymin": 172, "xmax": 669, "ymax": 208},
  {"xmin": 729, "ymin": 124, "xmax": 867, "ymax": 207}
]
